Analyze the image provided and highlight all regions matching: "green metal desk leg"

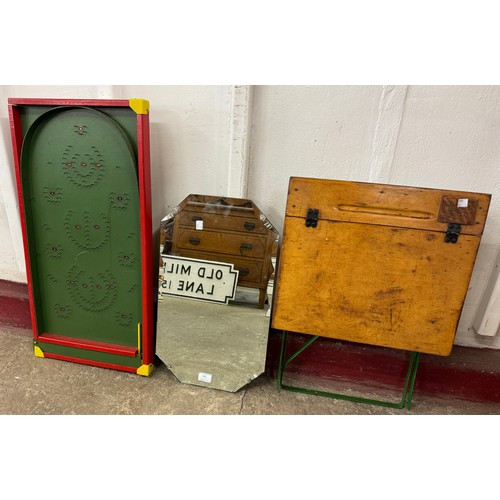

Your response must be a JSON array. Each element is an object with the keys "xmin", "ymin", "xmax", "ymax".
[
  {"xmin": 277, "ymin": 331, "xmax": 320, "ymax": 391},
  {"xmin": 277, "ymin": 330, "xmax": 421, "ymax": 410},
  {"xmin": 276, "ymin": 330, "xmax": 287, "ymax": 391},
  {"xmin": 406, "ymin": 352, "xmax": 420, "ymax": 410}
]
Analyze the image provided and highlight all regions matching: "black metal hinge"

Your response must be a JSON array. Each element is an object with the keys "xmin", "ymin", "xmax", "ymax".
[
  {"xmin": 305, "ymin": 209, "xmax": 319, "ymax": 228},
  {"xmin": 445, "ymin": 223, "xmax": 461, "ymax": 243}
]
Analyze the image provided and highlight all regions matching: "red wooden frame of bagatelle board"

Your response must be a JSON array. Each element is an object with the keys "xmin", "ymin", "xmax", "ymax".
[{"xmin": 8, "ymin": 98, "xmax": 154, "ymax": 376}]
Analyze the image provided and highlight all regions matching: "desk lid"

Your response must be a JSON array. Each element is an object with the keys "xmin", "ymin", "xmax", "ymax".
[{"xmin": 286, "ymin": 177, "xmax": 491, "ymax": 236}]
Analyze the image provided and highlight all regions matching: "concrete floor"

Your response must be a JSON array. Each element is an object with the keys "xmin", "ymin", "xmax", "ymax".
[
  {"xmin": 1, "ymin": 325, "xmax": 500, "ymax": 415},
  {"xmin": 2, "ymin": 323, "xmax": 499, "ymax": 498}
]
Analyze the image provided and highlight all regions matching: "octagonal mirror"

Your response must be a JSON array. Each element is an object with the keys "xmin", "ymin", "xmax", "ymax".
[{"xmin": 155, "ymin": 194, "xmax": 279, "ymax": 392}]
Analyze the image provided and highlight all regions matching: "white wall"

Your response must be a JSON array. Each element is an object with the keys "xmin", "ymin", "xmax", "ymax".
[
  {"xmin": 112, "ymin": 85, "xmax": 234, "ymax": 226},
  {"xmin": 0, "ymin": 85, "xmax": 106, "ymax": 282},
  {"xmin": 248, "ymin": 85, "xmax": 383, "ymax": 230},
  {"xmin": 1, "ymin": 85, "xmax": 499, "ymax": 350}
]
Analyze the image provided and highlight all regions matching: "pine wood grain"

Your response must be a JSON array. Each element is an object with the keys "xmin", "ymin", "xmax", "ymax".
[
  {"xmin": 272, "ymin": 178, "xmax": 491, "ymax": 356},
  {"xmin": 285, "ymin": 177, "xmax": 490, "ymax": 236}
]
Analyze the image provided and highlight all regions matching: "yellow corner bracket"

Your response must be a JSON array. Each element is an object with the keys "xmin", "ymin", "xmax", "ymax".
[
  {"xmin": 34, "ymin": 345, "xmax": 45, "ymax": 358},
  {"xmin": 129, "ymin": 98, "xmax": 149, "ymax": 115},
  {"xmin": 137, "ymin": 364, "xmax": 154, "ymax": 377}
]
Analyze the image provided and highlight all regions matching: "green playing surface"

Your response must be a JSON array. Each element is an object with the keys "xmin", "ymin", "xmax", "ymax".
[{"xmin": 21, "ymin": 106, "xmax": 142, "ymax": 347}]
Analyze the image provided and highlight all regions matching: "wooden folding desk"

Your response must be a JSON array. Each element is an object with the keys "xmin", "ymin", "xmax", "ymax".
[{"xmin": 272, "ymin": 177, "xmax": 491, "ymax": 408}]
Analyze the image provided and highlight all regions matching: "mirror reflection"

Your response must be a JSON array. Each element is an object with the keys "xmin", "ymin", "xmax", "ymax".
[{"xmin": 156, "ymin": 194, "xmax": 279, "ymax": 392}]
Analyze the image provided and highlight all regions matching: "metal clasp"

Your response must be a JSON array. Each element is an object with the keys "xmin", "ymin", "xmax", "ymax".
[
  {"xmin": 445, "ymin": 223, "xmax": 461, "ymax": 243},
  {"xmin": 305, "ymin": 209, "xmax": 319, "ymax": 228}
]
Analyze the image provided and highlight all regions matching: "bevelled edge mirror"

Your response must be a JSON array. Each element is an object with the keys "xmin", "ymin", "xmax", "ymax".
[{"xmin": 155, "ymin": 194, "xmax": 279, "ymax": 392}]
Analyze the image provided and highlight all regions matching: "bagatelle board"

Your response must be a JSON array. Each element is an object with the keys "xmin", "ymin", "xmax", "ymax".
[{"xmin": 9, "ymin": 98, "xmax": 154, "ymax": 375}]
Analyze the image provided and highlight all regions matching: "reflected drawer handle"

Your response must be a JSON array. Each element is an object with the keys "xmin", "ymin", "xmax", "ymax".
[
  {"xmin": 240, "ymin": 243, "xmax": 253, "ymax": 250},
  {"xmin": 237, "ymin": 268, "xmax": 250, "ymax": 276},
  {"xmin": 244, "ymin": 222, "xmax": 256, "ymax": 230},
  {"xmin": 189, "ymin": 237, "xmax": 201, "ymax": 245},
  {"xmin": 192, "ymin": 216, "xmax": 203, "ymax": 222}
]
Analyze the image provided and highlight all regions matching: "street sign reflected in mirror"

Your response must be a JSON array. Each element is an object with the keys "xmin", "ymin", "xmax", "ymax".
[{"xmin": 160, "ymin": 255, "xmax": 239, "ymax": 304}]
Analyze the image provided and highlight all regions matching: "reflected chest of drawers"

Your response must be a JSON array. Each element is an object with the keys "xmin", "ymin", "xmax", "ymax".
[{"xmin": 168, "ymin": 194, "xmax": 278, "ymax": 308}]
